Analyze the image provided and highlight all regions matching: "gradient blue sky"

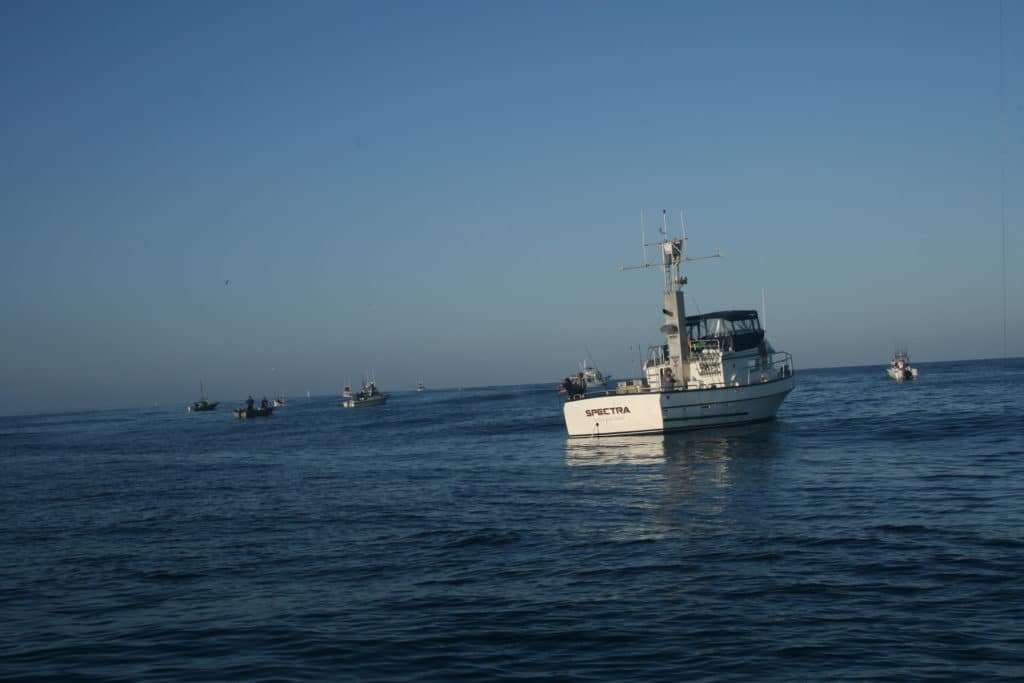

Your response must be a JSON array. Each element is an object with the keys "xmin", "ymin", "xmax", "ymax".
[{"xmin": 2, "ymin": 0, "xmax": 1021, "ymax": 415}]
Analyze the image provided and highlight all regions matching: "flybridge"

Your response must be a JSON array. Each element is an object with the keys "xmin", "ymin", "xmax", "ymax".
[{"xmin": 686, "ymin": 310, "xmax": 765, "ymax": 354}]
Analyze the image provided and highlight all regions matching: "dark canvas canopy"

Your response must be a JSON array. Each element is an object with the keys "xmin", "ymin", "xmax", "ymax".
[{"xmin": 685, "ymin": 310, "xmax": 764, "ymax": 352}]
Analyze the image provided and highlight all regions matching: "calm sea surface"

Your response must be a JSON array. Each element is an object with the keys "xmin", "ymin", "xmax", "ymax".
[{"xmin": 3, "ymin": 359, "xmax": 1023, "ymax": 681}]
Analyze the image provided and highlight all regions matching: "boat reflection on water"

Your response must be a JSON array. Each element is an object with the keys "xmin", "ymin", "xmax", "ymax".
[
  {"xmin": 564, "ymin": 423, "xmax": 784, "ymax": 537},
  {"xmin": 564, "ymin": 434, "xmax": 669, "ymax": 467},
  {"xmin": 564, "ymin": 422, "xmax": 781, "ymax": 468}
]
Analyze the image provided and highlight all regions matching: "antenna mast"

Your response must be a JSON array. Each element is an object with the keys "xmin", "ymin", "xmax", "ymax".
[
  {"xmin": 619, "ymin": 209, "xmax": 722, "ymax": 280},
  {"xmin": 661, "ymin": 210, "xmax": 673, "ymax": 291},
  {"xmin": 617, "ymin": 208, "xmax": 723, "ymax": 375}
]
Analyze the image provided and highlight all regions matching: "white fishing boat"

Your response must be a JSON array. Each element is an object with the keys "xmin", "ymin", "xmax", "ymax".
[
  {"xmin": 342, "ymin": 380, "xmax": 387, "ymax": 408},
  {"xmin": 417, "ymin": 380, "xmax": 426, "ymax": 392},
  {"xmin": 559, "ymin": 360, "xmax": 612, "ymax": 396},
  {"xmin": 887, "ymin": 349, "xmax": 918, "ymax": 381},
  {"xmin": 562, "ymin": 210, "xmax": 795, "ymax": 437},
  {"xmin": 579, "ymin": 359, "xmax": 612, "ymax": 392},
  {"xmin": 272, "ymin": 395, "xmax": 287, "ymax": 407}
]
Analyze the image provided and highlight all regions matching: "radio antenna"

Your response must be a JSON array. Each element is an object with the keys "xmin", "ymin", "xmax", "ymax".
[
  {"xmin": 620, "ymin": 209, "xmax": 721, "ymax": 273},
  {"xmin": 679, "ymin": 209, "xmax": 688, "ymax": 258},
  {"xmin": 640, "ymin": 209, "xmax": 647, "ymax": 267},
  {"xmin": 762, "ymin": 287, "xmax": 767, "ymax": 329}
]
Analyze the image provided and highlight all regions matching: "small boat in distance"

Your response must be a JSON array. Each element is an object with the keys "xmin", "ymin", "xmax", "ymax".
[
  {"xmin": 187, "ymin": 381, "xmax": 218, "ymax": 413},
  {"xmin": 561, "ymin": 210, "xmax": 795, "ymax": 437},
  {"xmin": 887, "ymin": 348, "xmax": 919, "ymax": 381},
  {"xmin": 342, "ymin": 381, "xmax": 387, "ymax": 408},
  {"xmin": 233, "ymin": 396, "xmax": 274, "ymax": 419},
  {"xmin": 579, "ymin": 359, "xmax": 612, "ymax": 392},
  {"xmin": 417, "ymin": 381, "xmax": 426, "ymax": 392},
  {"xmin": 558, "ymin": 361, "xmax": 612, "ymax": 397},
  {"xmin": 273, "ymin": 395, "xmax": 287, "ymax": 407}
]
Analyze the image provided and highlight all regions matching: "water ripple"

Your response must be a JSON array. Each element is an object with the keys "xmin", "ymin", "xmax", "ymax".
[{"xmin": 2, "ymin": 359, "xmax": 1024, "ymax": 680}]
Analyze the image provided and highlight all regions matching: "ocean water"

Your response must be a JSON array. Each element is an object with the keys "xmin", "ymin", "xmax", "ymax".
[{"xmin": 2, "ymin": 359, "xmax": 1023, "ymax": 681}]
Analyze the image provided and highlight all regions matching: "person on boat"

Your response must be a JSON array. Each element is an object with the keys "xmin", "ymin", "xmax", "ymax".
[
  {"xmin": 260, "ymin": 397, "xmax": 269, "ymax": 410},
  {"xmin": 246, "ymin": 396, "xmax": 255, "ymax": 411},
  {"xmin": 560, "ymin": 376, "xmax": 584, "ymax": 398},
  {"xmin": 663, "ymin": 367, "xmax": 676, "ymax": 390}
]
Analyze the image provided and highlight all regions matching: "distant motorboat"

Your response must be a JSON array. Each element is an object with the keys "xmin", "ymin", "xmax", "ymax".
[
  {"xmin": 417, "ymin": 381, "xmax": 426, "ymax": 392},
  {"xmin": 233, "ymin": 397, "xmax": 274, "ymax": 419},
  {"xmin": 887, "ymin": 349, "xmax": 918, "ymax": 381},
  {"xmin": 187, "ymin": 381, "xmax": 218, "ymax": 413},
  {"xmin": 342, "ymin": 380, "xmax": 387, "ymax": 408},
  {"xmin": 273, "ymin": 395, "xmax": 287, "ymax": 407},
  {"xmin": 188, "ymin": 399, "xmax": 218, "ymax": 413},
  {"xmin": 558, "ymin": 361, "xmax": 612, "ymax": 398},
  {"xmin": 579, "ymin": 359, "xmax": 612, "ymax": 393}
]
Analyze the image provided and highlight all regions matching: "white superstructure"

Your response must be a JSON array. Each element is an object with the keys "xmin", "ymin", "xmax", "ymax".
[
  {"xmin": 563, "ymin": 210, "xmax": 795, "ymax": 437},
  {"xmin": 887, "ymin": 349, "xmax": 918, "ymax": 381},
  {"xmin": 579, "ymin": 359, "xmax": 612, "ymax": 392}
]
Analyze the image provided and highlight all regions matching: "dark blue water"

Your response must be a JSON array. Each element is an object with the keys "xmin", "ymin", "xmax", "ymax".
[{"xmin": 3, "ymin": 359, "xmax": 1024, "ymax": 681}]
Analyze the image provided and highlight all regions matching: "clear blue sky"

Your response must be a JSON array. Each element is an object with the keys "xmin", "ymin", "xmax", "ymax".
[{"xmin": 2, "ymin": 0, "xmax": 1021, "ymax": 415}]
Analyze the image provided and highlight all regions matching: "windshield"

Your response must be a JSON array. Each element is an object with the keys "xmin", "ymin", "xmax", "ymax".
[{"xmin": 688, "ymin": 313, "xmax": 761, "ymax": 339}]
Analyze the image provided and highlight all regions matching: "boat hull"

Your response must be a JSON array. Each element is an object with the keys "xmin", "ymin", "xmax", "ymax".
[
  {"xmin": 583, "ymin": 380, "xmax": 612, "ymax": 394},
  {"xmin": 232, "ymin": 407, "xmax": 274, "ymax": 419},
  {"xmin": 342, "ymin": 395, "xmax": 387, "ymax": 408},
  {"xmin": 886, "ymin": 367, "xmax": 918, "ymax": 381},
  {"xmin": 563, "ymin": 375, "xmax": 795, "ymax": 437}
]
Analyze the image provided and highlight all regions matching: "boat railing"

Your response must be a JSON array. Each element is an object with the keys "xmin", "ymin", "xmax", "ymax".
[
  {"xmin": 643, "ymin": 344, "xmax": 668, "ymax": 368},
  {"xmin": 575, "ymin": 349, "xmax": 794, "ymax": 399},
  {"xmin": 770, "ymin": 350, "xmax": 793, "ymax": 373},
  {"xmin": 615, "ymin": 350, "xmax": 794, "ymax": 397},
  {"xmin": 744, "ymin": 351, "xmax": 794, "ymax": 384},
  {"xmin": 689, "ymin": 337, "xmax": 722, "ymax": 354}
]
